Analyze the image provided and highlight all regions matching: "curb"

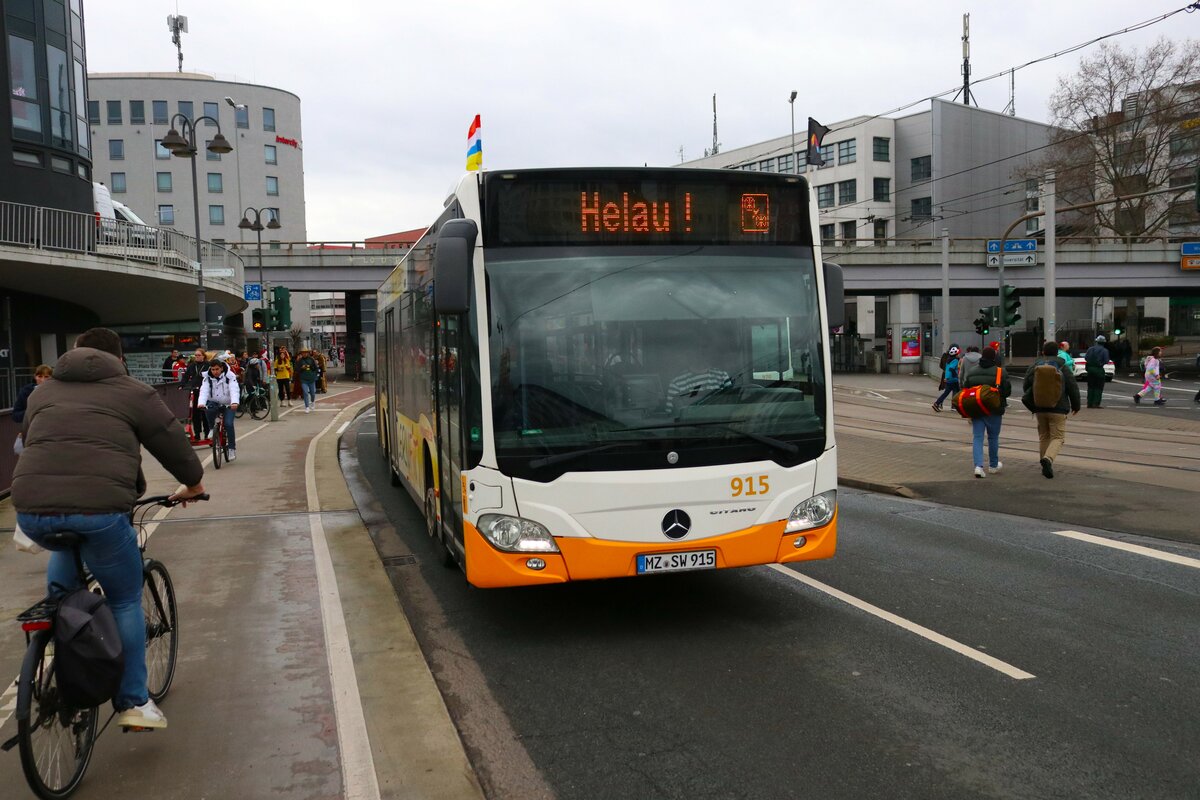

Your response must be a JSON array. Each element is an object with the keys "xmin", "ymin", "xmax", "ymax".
[{"xmin": 839, "ymin": 477, "xmax": 920, "ymax": 499}]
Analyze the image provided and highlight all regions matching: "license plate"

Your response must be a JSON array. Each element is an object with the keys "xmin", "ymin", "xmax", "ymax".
[{"xmin": 636, "ymin": 549, "xmax": 717, "ymax": 575}]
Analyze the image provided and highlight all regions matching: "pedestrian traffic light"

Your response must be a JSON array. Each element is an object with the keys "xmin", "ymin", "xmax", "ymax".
[
  {"xmin": 271, "ymin": 286, "xmax": 291, "ymax": 331},
  {"xmin": 252, "ymin": 308, "xmax": 265, "ymax": 332},
  {"xmin": 1113, "ymin": 327, "xmax": 1122, "ymax": 336},
  {"xmin": 1001, "ymin": 284, "xmax": 1022, "ymax": 326},
  {"xmin": 974, "ymin": 308, "xmax": 991, "ymax": 336}
]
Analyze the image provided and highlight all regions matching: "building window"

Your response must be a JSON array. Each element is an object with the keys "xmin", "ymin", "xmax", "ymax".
[
  {"xmin": 816, "ymin": 184, "xmax": 834, "ymax": 208},
  {"xmin": 205, "ymin": 140, "xmax": 221, "ymax": 161},
  {"xmin": 235, "ymin": 105, "xmax": 249, "ymax": 129},
  {"xmin": 207, "ymin": 172, "xmax": 223, "ymax": 193},
  {"xmin": 873, "ymin": 177, "xmax": 890, "ymax": 202},
  {"xmin": 1169, "ymin": 133, "xmax": 1198, "ymax": 157},
  {"xmin": 1025, "ymin": 217, "xmax": 1040, "ymax": 234},
  {"xmin": 263, "ymin": 107, "xmax": 276, "ymax": 131},
  {"xmin": 111, "ymin": 172, "xmax": 126, "ymax": 193},
  {"xmin": 209, "ymin": 205, "xmax": 225, "ymax": 225},
  {"xmin": 796, "ymin": 150, "xmax": 807, "ymax": 169},
  {"xmin": 109, "ymin": 139, "xmax": 124, "ymax": 160},
  {"xmin": 158, "ymin": 205, "xmax": 175, "ymax": 225},
  {"xmin": 203, "ymin": 101, "xmax": 218, "ymax": 125},
  {"xmin": 837, "ymin": 139, "xmax": 856, "ymax": 165},
  {"xmin": 178, "ymin": 100, "xmax": 193, "ymax": 121},
  {"xmin": 51, "ymin": 156, "xmax": 71, "ymax": 173},
  {"xmin": 873, "ymin": 219, "xmax": 888, "ymax": 242},
  {"xmin": 873, "ymin": 137, "xmax": 890, "ymax": 162},
  {"xmin": 266, "ymin": 176, "xmax": 279, "ymax": 196},
  {"xmin": 154, "ymin": 139, "xmax": 171, "ymax": 159},
  {"xmin": 911, "ymin": 197, "xmax": 932, "ymax": 219},
  {"xmin": 106, "ymin": 100, "xmax": 121, "ymax": 125},
  {"xmin": 264, "ymin": 144, "xmax": 277, "ymax": 165},
  {"xmin": 818, "ymin": 144, "xmax": 834, "ymax": 168},
  {"xmin": 8, "ymin": 34, "xmax": 41, "ymax": 133},
  {"xmin": 777, "ymin": 153, "xmax": 793, "ymax": 173},
  {"xmin": 840, "ymin": 221, "xmax": 856, "ymax": 242},
  {"xmin": 87, "ymin": 100, "xmax": 100, "ymax": 124},
  {"xmin": 911, "ymin": 155, "xmax": 932, "ymax": 181},
  {"xmin": 156, "ymin": 172, "xmax": 172, "ymax": 192},
  {"xmin": 759, "ymin": 159, "xmax": 774, "ymax": 173},
  {"xmin": 130, "ymin": 100, "xmax": 145, "ymax": 125},
  {"xmin": 152, "ymin": 100, "xmax": 168, "ymax": 124},
  {"xmin": 819, "ymin": 223, "xmax": 835, "ymax": 246},
  {"xmin": 13, "ymin": 150, "xmax": 42, "ymax": 167},
  {"xmin": 266, "ymin": 208, "xmax": 281, "ymax": 224},
  {"xmin": 837, "ymin": 179, "xmax": 856, "ymax": 205}
]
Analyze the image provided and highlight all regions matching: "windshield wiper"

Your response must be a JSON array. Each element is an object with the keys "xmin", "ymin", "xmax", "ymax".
[
  {"xmin": 617, "ymin": 420, "xmax": 803, "ymax": 457},
  {"xmin": 528, "ymin": 443, "xmax": 623, "ymax": 470}
]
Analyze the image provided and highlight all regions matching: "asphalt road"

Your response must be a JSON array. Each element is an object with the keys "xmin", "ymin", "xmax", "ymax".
[{"xmin": 348, "ymin": 413, "xmax": 1200, "ymax": 800}]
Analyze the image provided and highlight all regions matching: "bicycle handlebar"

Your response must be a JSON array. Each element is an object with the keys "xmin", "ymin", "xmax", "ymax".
[{"xmin": 137, "ymin": 494, "xmax": 211, "ymax": 508}]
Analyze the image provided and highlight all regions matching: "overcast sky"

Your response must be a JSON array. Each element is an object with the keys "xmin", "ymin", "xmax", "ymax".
[{"xmin": 82, "ymin": 1, "xmax": 1197, "ymax": 241}]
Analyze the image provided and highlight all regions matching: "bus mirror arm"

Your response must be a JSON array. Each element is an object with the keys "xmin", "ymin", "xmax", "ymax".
[
  {"xmin": 434, "ymin": 219, "xmax": 478, "ymax": 314},
  {"xmin": 823, "ymin": 262, "xmax": 844, "ymax": 329}
]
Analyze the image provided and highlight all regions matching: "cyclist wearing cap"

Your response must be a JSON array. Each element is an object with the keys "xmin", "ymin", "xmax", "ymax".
[
  {"xmin": 932, "ymin": 345, "xmax": 961, "ymax": 412},
  {"xmin": 12, "ymin": 327, "xmax": 205, "ymax": 730}
]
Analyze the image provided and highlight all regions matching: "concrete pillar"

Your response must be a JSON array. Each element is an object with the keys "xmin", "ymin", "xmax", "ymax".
[
  {"xmin": 1145, "ymin": 297, "xmax": 1170, "ymax": 336},
  {"xmin": 344, "ymin": 291, "xmax": 364, "ymax": 380},
  {"xmin": 888, "ymin": 292, "xmax": 921, "ymax": 374},
  {"xmin": 856, "ymin": 295, "xmax": 876, "ymax": 343},
  {"xmin": 39, "ymin": 333, "xmax": 57, "ymax": 365}
]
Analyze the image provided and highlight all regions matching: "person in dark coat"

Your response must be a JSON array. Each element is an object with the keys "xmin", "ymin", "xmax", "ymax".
[{"xmin": 1083, "ymin": 335, "xmax": 1110, "ymax": 408}]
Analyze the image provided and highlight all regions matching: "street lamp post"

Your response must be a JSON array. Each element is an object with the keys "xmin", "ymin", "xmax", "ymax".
[
  {"xmin": 161, "ymin": 114, "xmax": 233, "ymax": 350},
  {"xmin": 224, "ymin": 97, "xmax": 246, "ymax": 243},
  {"xmin": 239, "ymin": 207, "xmax": 281, "ymax": 421},
  {"xmin": 788, "ymin": 91, "xmax": 798, "ymax": 174}
]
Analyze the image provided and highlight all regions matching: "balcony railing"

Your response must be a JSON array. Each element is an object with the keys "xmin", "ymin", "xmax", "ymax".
[{"xmin": 0, "ymin": 199, "xmax": 243, "ymax": 274}]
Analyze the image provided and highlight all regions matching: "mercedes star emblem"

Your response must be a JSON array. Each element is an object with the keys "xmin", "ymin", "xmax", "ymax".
[{"xmin": 661, "ymin": 509, "xmax": 691, "ymax": 540}]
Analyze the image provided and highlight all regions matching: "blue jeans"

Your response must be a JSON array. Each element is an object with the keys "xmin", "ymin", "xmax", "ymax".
[
  {"xmin": 206, "ymin": 402, "xmax": 236, "ymax": 449},
  {"xmin": 935, "ymin": 382, "xmax": 959, "ymax": 407},
  {"xmin": 971, "ymin": 414, "xmax": 1003, "ymax": 468},
  {"xmin": 16, "ymin": 512, "xmax": 147, "ymax": 711},
  {"xmin": 300, "ymin": 381, "xmax": 317, "ymax": 407}
]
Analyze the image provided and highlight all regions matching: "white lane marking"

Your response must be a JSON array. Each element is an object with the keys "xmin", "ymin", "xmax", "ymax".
[
  {"xmin": 1052, "ymin": 530, "xmax": 1200, "ymax": 570},
  {"xmin": 305, "ymin": 411, "xmax": 382, "ymax": 800},
  {"xmin": 767, "ymin": 564, "xmax": 1036, "ymax": 680},
  {"xmin": 0, "ymin": 673, "xmax": 17, "ymax": 729}
]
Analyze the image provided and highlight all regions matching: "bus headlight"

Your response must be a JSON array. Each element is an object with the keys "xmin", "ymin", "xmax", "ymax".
[
  {"xmin": 477, "ymin": 514, "xmax": 560, "ymax": 553},
  {"xmin": 784, "ymin": 490, "xmax": 836, "ymax": 533}
]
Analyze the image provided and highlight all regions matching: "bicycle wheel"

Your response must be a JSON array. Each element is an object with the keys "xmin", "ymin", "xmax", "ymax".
[
  {"xmin": 143, "ymin": 560, "xmax": 179, "ymax": 701},
  {"xmin": 250, "ymin": 392, "xmax": 270, "ymax": 420},
  {"xmin": 17, "ymin": 630, "xmax": 99, "ymax": 800},
  {"xmin": 235, "ymin": 402, "xmax": 247, "ymax": 419},
  {"xmin": 211, "ymin": 421, "xmax": 223, "ymax": 469}
]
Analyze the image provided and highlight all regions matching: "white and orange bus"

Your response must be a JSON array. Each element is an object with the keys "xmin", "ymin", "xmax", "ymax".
[{"xmin": 376, "ymin": 167, "xmax": 843, "ymax": 588}]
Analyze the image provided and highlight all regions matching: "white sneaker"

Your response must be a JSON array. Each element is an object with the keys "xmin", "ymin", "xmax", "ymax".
[
  {"xmin": 974, "ymin": 466, "xmax": 986, "ymax": 478},
  {"xmin": 228, "ymin": 448, "xmax": 236, "ymax": 461},
  {"xmin": 117, "ymin": 699, "xmax": 167, "ymax": 730},
  {"xmin": 988, "ymin": 461, "xmax": 1002, "ymax": 474},
  {"xmin": 305, "ymin": 406, "xmax": 311, "ymax": 413}
]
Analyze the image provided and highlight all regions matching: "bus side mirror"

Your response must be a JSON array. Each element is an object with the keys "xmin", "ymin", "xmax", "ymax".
[
  {"xmin": 823, "ymin": 262, "xmax": 844, "ymax": 329},
  {"xmin": 434, "ymin": 219, "xmax": 478, "ymax": 314}
]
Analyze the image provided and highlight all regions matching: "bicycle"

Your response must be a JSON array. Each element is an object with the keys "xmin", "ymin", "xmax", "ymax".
[
  {"xmin": 210, "ymin": 405, "xmax": 230, "ymax": 468},
  {"xmin": 235, "ymin": 384, "xmax": 270, "ymax": 421},
  {"xmin": 1, "ymin": 494, "xmax": 207, "ymax": 799}
]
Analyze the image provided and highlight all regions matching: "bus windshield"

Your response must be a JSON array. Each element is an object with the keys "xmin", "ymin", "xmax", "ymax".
[{"xmin": 486, "ymin": 246, "xmax": 827, "ymax": 479}]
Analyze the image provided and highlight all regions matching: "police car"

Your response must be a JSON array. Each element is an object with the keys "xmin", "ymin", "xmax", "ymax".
[{"xmin": 1072, "ymin": 353, "xmax": 1115, "ymax": 382}]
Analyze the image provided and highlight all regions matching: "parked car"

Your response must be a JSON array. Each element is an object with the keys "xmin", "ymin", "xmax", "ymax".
[
  {"xmin": 94, "ymin": 181, "xmax": 159, "ymax": 247},
  {"xmin": 1072, "ymin": 353, "xmax": 1115, "ymax": 382}
]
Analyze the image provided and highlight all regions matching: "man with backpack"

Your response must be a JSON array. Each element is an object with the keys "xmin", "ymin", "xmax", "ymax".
[
  {"xmin": 1022, "ymin": 340, "xmax": 1081, "ymax": 479},
  {"xmin": 961, "ymin": 345, "xmax": 1010, "ymax": 478}
]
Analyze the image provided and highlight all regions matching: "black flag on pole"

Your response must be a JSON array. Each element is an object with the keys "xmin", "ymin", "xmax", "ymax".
[{"xmin": 807, "ymin": 117, "xmax": 830, "ymax": 166}]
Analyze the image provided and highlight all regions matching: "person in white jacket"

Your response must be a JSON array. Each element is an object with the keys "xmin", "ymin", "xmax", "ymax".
[{"xmin": 198, "ymin": 360, "xmax": 241, "ymax": 460}]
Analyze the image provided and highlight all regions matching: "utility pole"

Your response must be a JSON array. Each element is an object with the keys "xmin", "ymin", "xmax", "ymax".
[
  {"xmin": 941, "ymin": 228, "xmax": 950, "ymax": 357},
  {"xmin": 1044, "ymin": 170, "xmax": 1056, "ymax": 343},
  {"xmin": 711, "ymin": 94, "xmax": 720, "ymax": 156}
]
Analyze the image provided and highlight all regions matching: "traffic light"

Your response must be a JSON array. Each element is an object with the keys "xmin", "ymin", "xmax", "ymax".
[
  {"xmin": 973, "ymin": 307, "xmax": 992, "ymax": 336},
  {"xmin": 252, "ymin": 308, "xmax": 265, "ymax": 332},
  {"xmin": 1113, "ymin": 327, "xmax": 1122, "ymax": 336},
  {"xmin": 271, "ymin": 286, "xmax": 291, "ymax": 331},
  {"xmin": 1001, "ymin": 284, "xmax": 1022, "ymax": 326}
]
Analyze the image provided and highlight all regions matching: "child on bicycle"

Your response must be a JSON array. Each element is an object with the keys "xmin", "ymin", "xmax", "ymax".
[{"xmin": 198, "ymin": 359, "xmax": 240, "ymax": 461}]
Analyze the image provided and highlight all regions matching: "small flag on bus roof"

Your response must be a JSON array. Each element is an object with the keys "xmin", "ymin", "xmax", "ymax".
[{"xmin": 466, "ymin": 115, "xmax": 482, "ymax": 171}]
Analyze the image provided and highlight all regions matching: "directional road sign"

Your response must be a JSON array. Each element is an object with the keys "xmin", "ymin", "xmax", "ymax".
[
  {"xmin": 1181, "ymin": 242, "xmax": 1200, "ymax": 256},
  {"xmin": 244, "ymin": 283, "xmax": 262, "ymax": 302},
  {"xmin": 1182, "ymin": 256, "xmax": 1200, "ymax": 271},
  {"xmin": 203, "ymin": 268, "xmax": 236, "ymax": 278},
  {"xmin": 986, "ymin": 252, "xmax": 1036, "ymax": 267},
  {"xmin": 987, "ymin": 238, "xmax": 1038, "ymax": 253}
]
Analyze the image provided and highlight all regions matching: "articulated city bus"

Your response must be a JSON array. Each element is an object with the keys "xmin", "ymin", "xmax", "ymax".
[{"xmin": 375, "ymin": 167, "xmax": 843, "ymax": 588}]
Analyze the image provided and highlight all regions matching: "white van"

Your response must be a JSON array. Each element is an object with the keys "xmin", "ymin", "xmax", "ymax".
[{"xmin": 93, "ymin": 182, "xmax": 158, "ymax": 247}]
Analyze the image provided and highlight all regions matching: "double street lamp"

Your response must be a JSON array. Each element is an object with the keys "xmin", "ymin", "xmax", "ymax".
[
  {"xmin": 161, "ymin": 114, "xmax": 234, "ymax": 349},
  {"xmin": 239, "ymin": 207, "xmax": 280, "ymax": 421},
  {"xmin": 788, "ymin": 91, "xmax": 798, "ymax": 174}
]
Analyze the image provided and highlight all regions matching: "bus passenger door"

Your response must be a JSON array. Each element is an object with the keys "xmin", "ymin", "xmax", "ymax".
[{"xmin": 434, "ymin": 314, "xmax": 466, "ymax": 558}]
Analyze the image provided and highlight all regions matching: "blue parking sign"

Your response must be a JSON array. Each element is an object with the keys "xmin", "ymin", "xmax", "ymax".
[{"xmin": 244, "ymin": 283, "xmax": 262, "ymax": 301}]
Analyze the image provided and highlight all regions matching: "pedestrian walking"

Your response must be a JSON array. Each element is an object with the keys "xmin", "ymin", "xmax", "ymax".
[
  {"xmin": 182, "ymin": 347, "xmax": 211, "ymax": 441},
  {"xmin": 1057, "ymin": 341, "xmax": 1074, "ymax": 372},
  {"xmin": 932, "ymin": 345, "xmax": 961, "ymax": 412},
  {"xmin": 1022, "ymin": 341, "xmax": 1081, "ymax": 479},
  {"xmin": 160, "ymin": 349, "xmax": 180, "ymax": 381},
  {"xmin": 957, "ymin": 345, "xmax": 982, "ymax": 385},
  {"xmin": 273, "ymin": 346, "xmax": 293, "ymax": 407},
  {"xmin": 1084, "ymin": 335, "xmax": 1110, "ymax": 408},
  {"xmin": 1133, "ymin": 346, "xmax": 1165, "ymax": 406},
  {"xmin": 962, "ymin": 346, "xmax": 1010, "ymax": 478},
  {"xmin": 295, "ymin": 349, "xmax": 320, "ymax": 412}
]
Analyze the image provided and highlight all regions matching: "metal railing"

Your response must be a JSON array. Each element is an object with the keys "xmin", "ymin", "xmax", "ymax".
[{"xmin": 0, "ymin": 199, "xmax": 243, "ymax": 275}]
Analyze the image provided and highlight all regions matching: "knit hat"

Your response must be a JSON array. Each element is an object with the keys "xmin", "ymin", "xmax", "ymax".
[{"xmin": 1095, "ymin": 335, "xmax": 1106, "ymax": 342}]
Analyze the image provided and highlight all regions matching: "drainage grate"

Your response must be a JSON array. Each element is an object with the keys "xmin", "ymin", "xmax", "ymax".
[{"xmin": 380, "ymin": 554, "xmax": 418, "ymax": 567}]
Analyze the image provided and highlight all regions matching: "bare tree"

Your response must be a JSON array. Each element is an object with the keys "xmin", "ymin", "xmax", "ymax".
[{"xmin": 1026, "ymin": 38, "xmax": 1200, "ymax": 240}]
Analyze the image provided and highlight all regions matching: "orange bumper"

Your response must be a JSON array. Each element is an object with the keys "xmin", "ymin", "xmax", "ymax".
[{"xmin": 464, "ymin": 508, "xmax": 837, "ymax": 588}]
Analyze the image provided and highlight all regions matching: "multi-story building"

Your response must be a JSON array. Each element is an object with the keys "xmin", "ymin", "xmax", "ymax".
[
  {"xmin": 85, "ymin": 71, "xmax": 306, "ymax": 245},
  {"xmin": 686, "ymin": 98, "xmax": 1056, "ymax": 245}
]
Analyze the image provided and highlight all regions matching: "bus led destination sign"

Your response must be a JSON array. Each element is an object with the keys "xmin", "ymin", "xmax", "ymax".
[{"xmin": 484, "ymin": 169, "xmax": 811, "ymax": 247}]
